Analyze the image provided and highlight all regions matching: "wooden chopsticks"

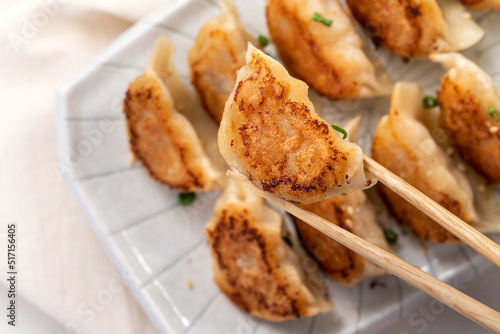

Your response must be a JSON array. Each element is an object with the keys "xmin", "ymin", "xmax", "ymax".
[
  {"xmin": 363, "ymin": 155, "xmax": 500, "ymax": 268},
  {"xmin": 227, "ymin": 169, "xmax": 500, "ymax": 333}
]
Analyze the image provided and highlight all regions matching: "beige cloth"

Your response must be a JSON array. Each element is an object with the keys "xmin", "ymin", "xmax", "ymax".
[{"xmin": 0, "ymin": 1, "xmax": 173, "ymax": 333}]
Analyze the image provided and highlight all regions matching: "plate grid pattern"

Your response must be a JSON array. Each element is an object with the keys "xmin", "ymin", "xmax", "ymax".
[{"xmin": 56, "ymin": 1, "xmax": 500, "ymax": 333}]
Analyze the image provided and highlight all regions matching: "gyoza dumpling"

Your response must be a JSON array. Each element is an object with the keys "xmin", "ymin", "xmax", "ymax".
[
  {"xmin": 266, "ymin": 0, "xmax": 393, "ymax": 99},
  {"xmin": 347, "ymin": 0, "xmax": 484, "ymax": 59},
  {"xmin": 295, "ymin": 192, "xmax": 390, "ymax": 285},
  {"xmin": 431, "ymin": 52, "xmax": 500, "ymax": 184},
  {"xmin": 420, "ymin": 105, "xmax": 500, "ymax": 234},
  {"xmin": 124, "ymin": 36, "xmax": 223, "ymax": 191},
  {"xmin": 205, "ymin": 180, "xmax": 333, "ymax": 321},
  {"xmin": 371, "ymin": 82, "xmax": 478, "ymax": 243},
  {"xmin": 294, "ymin": 118, "xmax": 392, "ymax": 286},
  {"xmin": 189, "ymin": 0, "xmax": 257, "ymax": 124},
  {"xmin": 218, "ymin": 45, "xmax": 376, "ymax": 204},
  {"xmin": 460, "ymin": 0, "xmax": 500, "ymax": 10}
]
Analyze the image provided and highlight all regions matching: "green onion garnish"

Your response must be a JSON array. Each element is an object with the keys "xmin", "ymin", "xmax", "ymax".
[
  {"xmin": 489, "ymin": 106, "xmax": 500, "ymax": 122},
  {"xmin": 282, "ymin": 236, "xmax": 293, "ymax": 247},
  {"xmin": 178, "ymin": 192, "xmax": 196, "ymax": 206},
  {"xmin": 383, "ymin": 228, "xmax": 398, "ymax": 244},
  {"xmin": 258, "ymin": 35, "xmax": 269, "ymax": 47},
  {"xmin": 423, "ymin": 96, "xmax": 438, "ymax": 109},
  {"xmin": 331, "ymin": 124, "xmax": 348, "ymax": 139},
  {"xmin": 312, "ymin": 12, "xmax": 333, "ymax": 27}
]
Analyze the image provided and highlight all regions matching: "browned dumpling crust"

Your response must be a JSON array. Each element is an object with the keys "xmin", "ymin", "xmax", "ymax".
[
  {"xmin": 294, "ymin": 190, "xmax": 390, "ymax": 286},
  {"xmin": 432, "ymin": 53, "xmax": 500, "ymax": 184},
  {"xmin": 124, "ymin": 36, "xmax": 221, "ymax": 192},
  {"xmin": 347, "ymin": 0, "xmax": 484, "ymax": 59},
  {"xmin": 266, "ymin": 0, "xmax": 393, "ymax": 99},
  {"xmin": 206, "ymin": 181, "xmax": 333, "ymax": 321},
  {"xmin": 189, "ymin": 0, "xmax": 257, "ymax": 124},
  {"xmin": 371, "ymin": 82, "xmax": 477, "ymax": 243},
  {"xmin": 460, "ymin": 0, "xmax": 500, "ymax": 10},
  {"xmin": 218, "ymin": 45, "xmax": 375, "ymax": 204}
]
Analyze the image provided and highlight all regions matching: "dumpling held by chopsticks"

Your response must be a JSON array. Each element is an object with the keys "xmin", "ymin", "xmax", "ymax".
[{"xmin": 218, "ymin": 45, "xmax": 376, "ymax": 204}]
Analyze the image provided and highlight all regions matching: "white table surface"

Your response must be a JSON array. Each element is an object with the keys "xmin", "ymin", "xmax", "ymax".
[
  {"xmin": 1, "ymin": 1, "xmax": 499, "ymax": 333},
  {"xmin": 1, "ymin": 264, "xmax": 498, "ymax": 334}
]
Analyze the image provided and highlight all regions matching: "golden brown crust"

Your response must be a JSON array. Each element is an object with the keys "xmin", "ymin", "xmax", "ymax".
[
  {"xmin": 347, "ymin": 0, "xmax": 446, "ymax": 58},
  {"xmin": 190, "ymin": 30, "xmax": 240, "ymax": 124},
  {"xmin": 208, "ymin": 209, "xmax": 302, "ymax": 319},
  {"xmin": 460, "ymin": 0, "xmax": 500, "ymax": 10},
  {"xmin": 294, "ymin": 196, "xmax": 366, "ymax": 285},
  {"xmin": 124, "ymin": 73, "xmax": 218, "ymax": 191},
  {"xmin": 205, "ymin": 184, "xmax": 333, "ymax": 321},
  {"xmin": 370, "ymin": 82, "xmax": 479, "ymax": 243},
  {"xmin": 219, "ymin": 47, "xmax": 372, "ymax": 203},
  {"xmin": 188, "ymin": 2, "xmax": 252, "ymax": 124},
  {"xmin": 438, "ymin": 77, "xmax": 500, "ymax": 184},
  {"xmin": 267, "ymin": 0, "xmax": 355, "ymax": 98},
  {"xmin": 371, "ymin": 128, "xmax": 460, "ymax": 243},
  {"xmin": 266, "ymin": 0, "xmax": 391, "ymax": 99}
]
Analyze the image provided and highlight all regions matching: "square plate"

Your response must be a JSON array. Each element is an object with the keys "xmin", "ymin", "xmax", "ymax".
[{"xmin": 56, "ymin": 1, "xmax": 500, "ymax": 333}]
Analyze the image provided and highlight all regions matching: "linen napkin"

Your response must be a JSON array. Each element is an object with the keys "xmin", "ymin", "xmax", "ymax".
[{"xmin": 0, "ymin": 1, "xmax": 176, "ymax": 333}]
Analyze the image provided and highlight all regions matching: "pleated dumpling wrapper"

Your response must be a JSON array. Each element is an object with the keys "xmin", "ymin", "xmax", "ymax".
[
  {"xmin": 189, "ymin": 0, "xmax": 257, "ymax": 124},
  {"xmin": 372, "ymin": 82, "xmax": 478, "ymax": 243},
  {"xmin": 218, "ymin": 45, "xmax": 376, "ymax": 204},
  {"xmin": 431, "ymin": 52, "xmax": 500, "ymax": 184},
  {"xmin": 294, "ymin": 117, "xmax": 392, "ymax": 286},
  {"xmin": 124, "ymin": 36, "xmax": 223, "ymax": 192},
  {"xmin": 266, "ymin": 0, "xmax": 393, "ymax": 99},
  {"xmin": 347, "ymin": 0, "xmax": 484, "ymax": 59},
  {"xmin": 459, "ymin": 0, "xmax": 500, "ymax": 10},
  {"xmin": 205, "ymin": 180, "xmax": 333, "ymax": 321}
]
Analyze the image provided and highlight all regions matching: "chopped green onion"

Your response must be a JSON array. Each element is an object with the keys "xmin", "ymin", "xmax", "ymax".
[
  {"xmin": 178, "ymin": 192, "xmax": 196, "ymax": 206},
  {"xmin": 489, "ymin": 106, "xmax": 500, "ymax": 122},
  {"xmin": 312, "ymin": 12, "xmax": 333, "ymax": 27},
  {"xmin": 423, "ymin": 96, "xmax": 438, "ymax": 109},
  {"xmin": 282, "ymin": 236, "xmax": 293, "ymax": 247},
  {"xmin": 383, "ymin": 228, "xmax": 398, "ymax": 244},
  {"xmin": 258, "ymin": 35, "xmax": 269, "ymax": 47},
  {"xmin": 341, "ymin": 193, "xmax": 346, "ymax": 196},
  {"xmin": 331, "ymin": 124, "xmax": 348, "ymax": 139}
]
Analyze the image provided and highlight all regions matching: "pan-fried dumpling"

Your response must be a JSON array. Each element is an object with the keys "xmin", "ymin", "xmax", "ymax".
[
  {"xmin": 189, "ymin": 0, "xmax": 257, "ymax": 124},
  {"xmin": 123, "ymin": 36, "xmax": 223, "ymax": 191},
  {"xmin": 218, "ymin": 45, "xmax": 376, "ymax": 204},
  {"xmin": 266, "ymin": 0, "xmax": 393, "ymax": 99},
  {"xmin": 420, "ymin": 106, "xmax": 500, "ymax": 234},
  {"xmin": 431, "ymin": 52, "xmax": 500, "ymax": 184},
  {"xmin": 371, "ymin": 82, "xmax": 477, "ymax": 243},
  {"xmin": 294, "ymin": 118, "xmax": 391, "ymax": 286},
  {"xmin": 460, "ymin": 0, "xmax": 500, "ymax": 10},
  {"xmin": 205, "ymin": 180, "xmax": 333, "ymax": 321},
  {"xmin": 347, "ymin": 0, "xmax": 484, "ymax": 59},
  {"xmin": 295, "ymin": 192, "xmax": 390, "ymax": 285}
]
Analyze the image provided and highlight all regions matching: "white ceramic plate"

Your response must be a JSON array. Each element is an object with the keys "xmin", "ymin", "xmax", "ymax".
[{"xmin": 56, "ymin": 1, "xmax": 500, "ymax": 333}]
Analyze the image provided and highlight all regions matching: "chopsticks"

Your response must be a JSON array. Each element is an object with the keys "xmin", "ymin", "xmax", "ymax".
[
  {"xmin": 363, "ymin": 155, "xmax": 500, "ymax": 268},
  {"xmin": 227, "ymin": 170, "xmax": 500, "ymax": 333}
]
